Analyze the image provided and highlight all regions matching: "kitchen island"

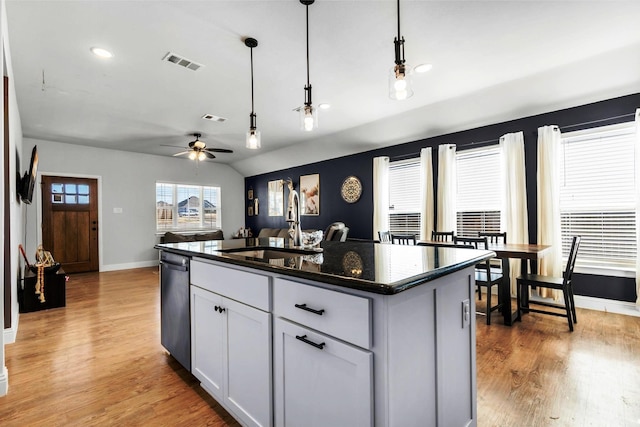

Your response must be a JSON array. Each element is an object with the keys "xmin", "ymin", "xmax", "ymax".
[{"xmin": 156, "ymin": 238, "xmax": 493, "ymax": 427}]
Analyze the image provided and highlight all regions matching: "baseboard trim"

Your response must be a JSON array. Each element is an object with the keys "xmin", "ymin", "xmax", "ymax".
[
  {"xmin": 0, "ymin": 366, "xmax": 8, "ymax": 396},
  {"xmin": 574, "ymin": 295, "xmax": 640, "ymax": 317},
  {"xmin": 3, "ymin": 322, "xmax": 17, "ymax": 344},
  {"xmin": 100, "ymin": 260, "xmax": 159, "ymax": 272}
]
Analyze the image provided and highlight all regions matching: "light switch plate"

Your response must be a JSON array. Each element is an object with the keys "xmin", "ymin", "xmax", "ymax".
[{"xmin": 113, "ymin": 207, "xmax": 123, "ymax": 214}]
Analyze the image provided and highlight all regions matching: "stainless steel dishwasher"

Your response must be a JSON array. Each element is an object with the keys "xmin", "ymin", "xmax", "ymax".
[{"xmin": 160, "ymin": 251, "xmax": 191, "ymax": 371}]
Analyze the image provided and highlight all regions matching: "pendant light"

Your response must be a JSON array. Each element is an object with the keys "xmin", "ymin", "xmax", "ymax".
[
  {"xmin": 300, "ymin": 0, "xmax": 317, "ymax": 131},
  {"xmin": 245, "ymin": 37, "xmax": 261, "ymax": 149},
  {"xmin": 389, "ymin": 0, "xmax": 413, "ymax": 100}
]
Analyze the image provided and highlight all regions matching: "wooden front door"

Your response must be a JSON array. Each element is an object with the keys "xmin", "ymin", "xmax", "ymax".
[{"xmin": 42, "ymin": 176, "xmax": 99, "ymax": 273}]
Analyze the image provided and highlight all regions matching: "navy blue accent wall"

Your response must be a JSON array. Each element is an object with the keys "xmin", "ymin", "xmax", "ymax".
[{"xmin": 245, "ymin": 93, "xmax": 640, "ymax": 302}]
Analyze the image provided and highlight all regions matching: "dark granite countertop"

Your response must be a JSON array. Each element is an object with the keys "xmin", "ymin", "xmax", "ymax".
[{"xmin": 155, "ymin": 237, "xmax": 494, "ymax": 295}]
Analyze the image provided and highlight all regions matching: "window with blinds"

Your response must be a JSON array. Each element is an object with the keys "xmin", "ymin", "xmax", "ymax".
[
  {"xmin": 559, "ymin": 121, "xmax": 636, "ymax": 271},
  {"xmin": 456, "ymin": 145, "xmax": 502, "ymax": 237},
  {"xmin": 389, "ymin": 158, "xmax": 421, "ymax": 235},
  {"xmin": 156, "ymin": 182, "xmax": 221, "ymax": 231}
]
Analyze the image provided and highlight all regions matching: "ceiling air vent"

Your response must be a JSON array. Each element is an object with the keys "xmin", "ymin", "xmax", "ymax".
[
  {"xmin": 162, "ymin": 52, "xmax": 204, "ymax": 71},
  {"xmin": 202, "ymin": 114, "xmax": 227, "ymax": 122}
]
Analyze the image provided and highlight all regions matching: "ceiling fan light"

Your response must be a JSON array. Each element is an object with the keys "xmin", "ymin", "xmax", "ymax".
[
  {"xmin": 197, "ymin": 151, "xmax": 206, "ymax": 161},
  {"xmin": 246, "ymin": 129, "xmax": 261, "ymax": 149},
  {"xmin": 188, "ymin": 151, "xmax": 197, "ymax": 160}
]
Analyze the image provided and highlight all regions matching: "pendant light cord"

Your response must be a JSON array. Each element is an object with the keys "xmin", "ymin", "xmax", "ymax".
[
  {"xmin": 306, "ymin": 3, "xmax": 310, "ymax": 87},
  {"xmin": 250, "ymin": 46, "xmax": 255, "ymax": 114},
  {"xmin": 396, "ymin": 0, "xmax": 401, "ymax": 41}
]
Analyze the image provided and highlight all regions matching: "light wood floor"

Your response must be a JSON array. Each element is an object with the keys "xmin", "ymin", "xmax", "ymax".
[{"xmin": 1, "ymin": 267, "xmax": 639, "ymax": 426}]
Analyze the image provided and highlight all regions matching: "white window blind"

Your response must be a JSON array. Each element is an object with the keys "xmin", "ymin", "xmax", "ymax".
[
  {"xmin": 156, "ymin": 182, "xmax": 221, "ymax": 232},
  {"xmin": 389, "ymin": 158, "xmax": 421, "ymax": 235},
  {"xmin": 559, "ymin": 121, "xmax": 636, "ymax": 270},
  {"xmin": 456, "ymin": 145, "xmax": 502, "ymax": 237}
]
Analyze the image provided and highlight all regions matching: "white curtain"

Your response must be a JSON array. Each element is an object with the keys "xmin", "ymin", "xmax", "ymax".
[
  {"xmin": 501, "ymin": 132, "xmax": 529, "ymax": 294},
  {"xmin": 437, "ymin": 144, "xmax": 457, "ymax": 233},
  {"xmin": 636, "ymin": 109, "xmax": 640, "ymax": 308},
  {"xmin": 419, "ymin": 148, "xmax": 434, "ymax": 241},
  {"xmin": 373, "ymin": 156, "xmax": 390, "ymax": 240},
  {"xmin": 537, "ymin": 125, "xmax": 562, "ymax": 300}
]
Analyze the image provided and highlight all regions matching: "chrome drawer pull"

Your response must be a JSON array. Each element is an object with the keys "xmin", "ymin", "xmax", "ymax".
[
  {"xmin": 294, "ymin": 303, "xmax": 325, "ymax": 315},
  {"xmin": 295, "ymin": 334, "xmax": 325, "ymax": 350}
]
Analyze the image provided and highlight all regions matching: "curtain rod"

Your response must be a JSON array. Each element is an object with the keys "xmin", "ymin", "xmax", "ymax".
[
  {"xmin": 558, "ymin": 112, "xmax": 636, "ymax": 131},
  {"xmin": 389, "ymin": 112, "xmax": 636, "ymax": 161}
]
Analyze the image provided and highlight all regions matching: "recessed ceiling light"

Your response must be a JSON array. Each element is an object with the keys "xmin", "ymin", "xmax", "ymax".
[
  {"xmin": 414, "ymin": 63, "xmax": 433, "ymax": 73},
  {"xmin": 319, "ymin": 103, "xmax": 331, "ymax": 110},
  {"xmin": 90, "ymin": 47, "xmax": 113, "ymax": 58}
]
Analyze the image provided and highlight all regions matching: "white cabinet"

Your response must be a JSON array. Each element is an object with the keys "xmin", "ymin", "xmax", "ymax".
[
  {"xmin": 190, "ymin": 260, "xmax": 272, "ymax": 427},
  {"xmin": 273, "ymin": 317, "xmax": 373, "ymax": 427},
  {"xmin": 191, "ymin": 286, "xmax": 224, "ymax": 400},
  {"xmin": 273, "ymin": 279, "xmax": 374, "ymax": 427},
  {"xmin": 187, "ymin": 256, "xmax": 476, "ymax": 427},
  {"xmin": 273, "ymin": 269, "xmax": 476, "ymax": 427}
]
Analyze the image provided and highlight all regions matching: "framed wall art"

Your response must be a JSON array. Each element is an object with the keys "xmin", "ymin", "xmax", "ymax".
[
  {"xmin": 268, "ymin": 179, "xmax": 284, "ymax": 216},
  {"xmin": 300, "ymin": 174, "xmax": 319, "ymax": 216}
]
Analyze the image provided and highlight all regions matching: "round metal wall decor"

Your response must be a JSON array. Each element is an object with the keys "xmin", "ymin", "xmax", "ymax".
[{"xmin": 341, "ymin": 176, "xmax": 362, "ymax": 203}]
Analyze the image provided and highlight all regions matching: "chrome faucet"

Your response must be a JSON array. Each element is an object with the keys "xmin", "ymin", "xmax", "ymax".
[{"xmin": 286, "ymin": 178, "xmax": 302, "ymax": 247}]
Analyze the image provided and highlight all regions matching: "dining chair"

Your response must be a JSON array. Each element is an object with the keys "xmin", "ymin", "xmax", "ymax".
[
  {"xmin": 432, "ymin": 231, "xmax": 455, "ymax": 242},
  {"xmin": 391, "ymin": 234, "xmax": 416, "ymax": 245},
  {"xmin": 454, "ymin": 236, "xmax": 503, "ymax": 325},
  {"xmin": 516, "ymin": 236, "xmax": 581, "ymax": 332},
  {"xmin": 478, "ymin": 231, "xmax": 507, "ymax": 286},
  {"xmin": 378, "ymin": 231, "xmax": 392, "ymax": 243},
  {"xmin": 478, "ymin": 231, "xmax": 507, "ymax": 244}
]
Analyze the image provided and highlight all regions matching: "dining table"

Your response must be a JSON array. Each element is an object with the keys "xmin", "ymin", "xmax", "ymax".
[{"xmin": 418, "ymin": 240, "xmax": 551, "ymax": 326}]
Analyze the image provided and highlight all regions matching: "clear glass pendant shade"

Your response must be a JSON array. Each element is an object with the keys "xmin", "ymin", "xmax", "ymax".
[
  {"xmin": 246, "ymin": 129, "xmax": 261, "ymax": 149},
  {"xmin": 300, "ymin": 105, "xmax": 318, "ymax": 131},
  {"xmin": 389, "ymin": 64, "xmax": 413, "ymax": 100}
]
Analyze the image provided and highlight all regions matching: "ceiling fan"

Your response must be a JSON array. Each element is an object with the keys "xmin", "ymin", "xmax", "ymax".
[{"xmin": 171, "ymin": 133, "xmax": 233, "ymax": 161}]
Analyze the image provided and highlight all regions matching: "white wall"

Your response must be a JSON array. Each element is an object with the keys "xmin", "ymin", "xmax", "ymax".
[{"xmin": 22, "ymin": 138, "xmax": 244, "ymax": 271}]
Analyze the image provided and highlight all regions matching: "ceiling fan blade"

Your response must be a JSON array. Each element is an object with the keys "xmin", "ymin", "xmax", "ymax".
[
  {"xmin": 204, "ymin": 151, "xmax": 216, "ymax": 159},
  {"xmin": 173, "ymin": 151, "xmax": 189, "ymax": 157},
  {"xmin": 160, "ymin": 144, "xmax": 186, "ymax": 149},
  {"xmin": 204, "ymin": 148, "xmax": 233, "ymax": 154}
]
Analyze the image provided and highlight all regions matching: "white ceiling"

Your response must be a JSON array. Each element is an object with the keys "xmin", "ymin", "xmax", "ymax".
[{"xmin": 6, "ymin": 1, "xmax": 640, "ymax": 176}]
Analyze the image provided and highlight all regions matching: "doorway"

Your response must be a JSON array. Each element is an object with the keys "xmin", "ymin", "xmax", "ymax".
[{"xmin": 41, "ymin": 175, "xmax": 99, "ymax": 273}]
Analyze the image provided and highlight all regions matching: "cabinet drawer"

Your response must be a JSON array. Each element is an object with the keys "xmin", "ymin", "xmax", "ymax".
[
  {"xmin": 191, "ymin": 259, "xmax": 270, "ymax": 311},
  {"xmin": 274, "ymin": 278, "xmax": 371, "ymax": 349}
]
